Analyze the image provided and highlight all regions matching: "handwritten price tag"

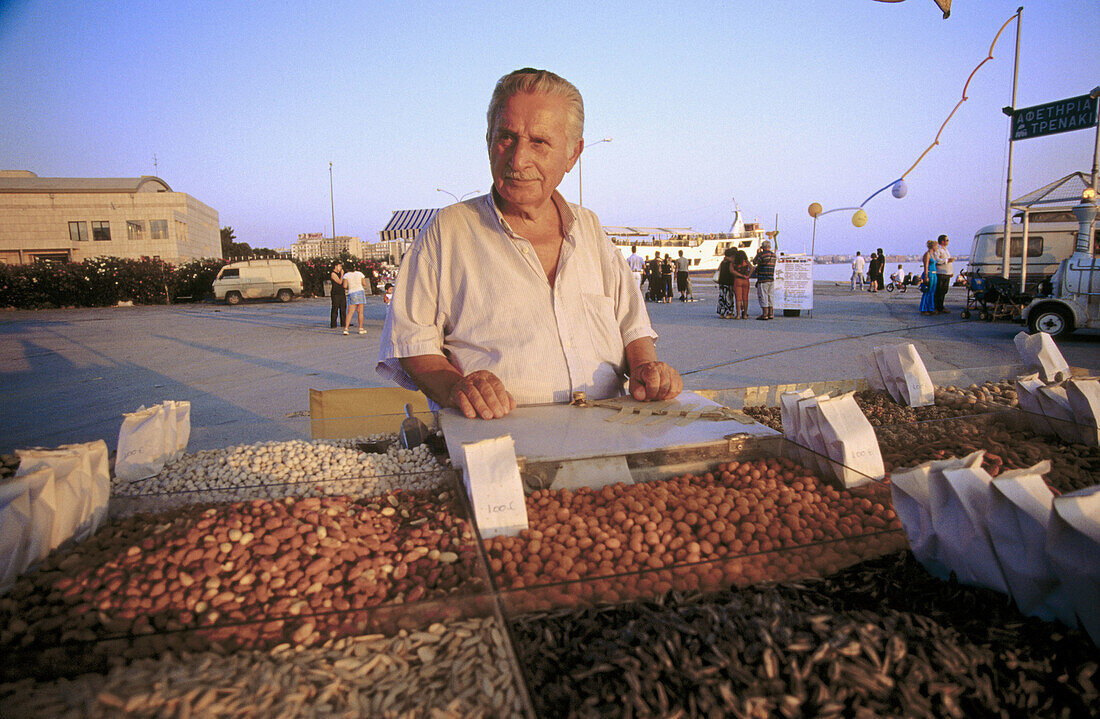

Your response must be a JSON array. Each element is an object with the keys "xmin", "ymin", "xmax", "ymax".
[{"xmin": 461, "ymin": 435, "xmax": 529, "ymax": 539}]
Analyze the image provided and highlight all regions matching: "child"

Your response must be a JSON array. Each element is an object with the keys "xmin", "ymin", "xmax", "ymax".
[{"xmin": 383, "ymin": 282, "xmax": 394, "ymax": 306}]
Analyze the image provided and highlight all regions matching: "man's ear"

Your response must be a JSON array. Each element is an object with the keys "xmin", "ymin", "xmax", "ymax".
[{"xmin": 567, "ymin": 138, "xmax": 584, "ymax": 172}]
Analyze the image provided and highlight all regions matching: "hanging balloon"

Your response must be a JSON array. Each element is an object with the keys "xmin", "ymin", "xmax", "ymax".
[
  {"xmin": 852, "ymin": 209, "xmax": 868, "ymax": 227},
  {"xmin": 892, "ymin": 180, "xmax": 908, "ymax": 199},
  {"xmin": 808, "ymin": 202, "xmax": 823, "ymax": 217}
]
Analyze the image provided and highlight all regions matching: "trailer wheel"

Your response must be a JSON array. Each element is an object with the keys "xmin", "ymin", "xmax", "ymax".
[
  {"xmin": 960, "ymin": 309, "xmax": 971, "ymax": 319},
  {"xmin": 225, "ymin": 291, "xmax": 242, "ymax": 306},
  {"xmin": 277, "ymin": 288, "xmax": 292, "ymax": 303},
  {"xmin": 1028, "ymin": 304, "xmax": 1073, "ymax": 338}
]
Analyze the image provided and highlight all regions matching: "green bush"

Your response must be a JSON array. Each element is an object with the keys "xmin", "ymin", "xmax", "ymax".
[{"xmin": 0, "ymin": 254, "xmax": 390, "ymax": 308}]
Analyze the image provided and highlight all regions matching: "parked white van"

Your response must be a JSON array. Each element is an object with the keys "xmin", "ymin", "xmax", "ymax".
[
  {"xmin": 966, "ymin": 210, "xmax": 1090, "ymax": 291},
  {"xmin": 212, "ymin": 259, "xmax": 303, "ymax": 305}
]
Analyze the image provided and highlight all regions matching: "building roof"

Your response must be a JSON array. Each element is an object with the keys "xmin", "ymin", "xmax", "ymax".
[
  {"xmin": 1011, "ymin": 171, "xmax": 1093, "ymax": 210},
  {"xmin": 0, "ymin": 175, "xmax": 173, "ymax": 193}
]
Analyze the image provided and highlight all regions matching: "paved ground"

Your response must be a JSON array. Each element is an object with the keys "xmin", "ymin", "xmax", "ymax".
[{"xmin": 2, "ymin": 282, "xmax": 1096, "ymax": 454}]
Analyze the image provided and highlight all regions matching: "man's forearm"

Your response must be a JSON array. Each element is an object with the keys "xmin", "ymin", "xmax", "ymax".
[
  {"xmin": 624, "ymin": 336, "xmax": 658, "ymax": 375},
  {"xmin": 398, "ymin": 355, "xmax": 465, "ymax": 408}
]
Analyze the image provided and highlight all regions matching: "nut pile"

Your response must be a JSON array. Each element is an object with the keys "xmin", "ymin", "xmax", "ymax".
[
  {"xmin": 878, "ymin": 414, "xmax": 1100, "ymax": 494},
  {"xmin": 1, "ymin": 453, "xmax": 18, "ymax": 480},
  {"xmin": 741, "ymin": 383, "xmax": 1019, "ymax": 432},
  {"xmin": 111, "ymin": 435, "xmax": 446, "ymax": 510},
  {"xmin": 0, "ymin": 490, "xmax": 486, "ymax": 677},
  {"xmin": 510, "ymin": 551, "xmax": 1098, "ymax": 719},
  {"xmin": 0, "ymin": 616, "xmax": 525, "ymax": 718},
  {"xmin": 484, "ymin": 458, "xmax": 903, "ymax": 604}
]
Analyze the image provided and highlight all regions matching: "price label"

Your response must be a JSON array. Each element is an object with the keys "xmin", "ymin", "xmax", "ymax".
[{"xmin": 461, "ymin": 435, "xmax": 529, "ymax": 539}]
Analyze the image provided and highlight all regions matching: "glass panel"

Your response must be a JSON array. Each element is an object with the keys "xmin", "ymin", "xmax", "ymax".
[
  {"xmin": 126, "ymin": 220, "xmax": 144, "ymax": 241},
  {"xmin": 68, "ymin": 221, "xmax": 88, "ymax": 242},
  {"xmin": 995, "ymin": 236, "xmax": 1044, "ymax": 257},
  {"xmin": 91, "ymin": 220, "xmax": 111, "ymax": 241},
  {"xmin": 150, "ymin": 219, "xmax": 168, "ymax": 239}
]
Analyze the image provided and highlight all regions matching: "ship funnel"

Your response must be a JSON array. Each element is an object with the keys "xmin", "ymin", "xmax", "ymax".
[{"xmin": 729, "ymin": 210, "xmax": 745, "ymax": 235}]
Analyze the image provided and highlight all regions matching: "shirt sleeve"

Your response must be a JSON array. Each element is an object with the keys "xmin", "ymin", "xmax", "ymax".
[
  {"xmin": 595, "ymin": 221, "xmax": 657, "ymax": 348},
  {"xmin": 375, "ymin": 223, "xmax": 448, "ymax": 389}
]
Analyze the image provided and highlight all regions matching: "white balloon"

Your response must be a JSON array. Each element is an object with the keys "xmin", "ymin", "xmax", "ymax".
[{"xmin": 892, "ymin": 180, "xmax": 908, "ymax": 199}]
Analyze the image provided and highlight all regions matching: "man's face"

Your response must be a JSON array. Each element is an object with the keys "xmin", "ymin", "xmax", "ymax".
[{"xmin": 489, "ymin": 92, "xmax": 582, "ymax": 215}]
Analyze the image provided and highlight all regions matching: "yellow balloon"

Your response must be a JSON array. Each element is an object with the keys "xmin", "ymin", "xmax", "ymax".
[
  {"xmin": 852, "ymin": 209, "xmax": 868, "ymax": 227},
  {"xmin": 808, "ymin": 202, "xmax": 823, "ymax": 218}
]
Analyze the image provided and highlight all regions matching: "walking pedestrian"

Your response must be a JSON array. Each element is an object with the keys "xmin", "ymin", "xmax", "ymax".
[
  {"xmin": 753, "ymin": 240, "xmax": 777, "ymax": 320},
  {"xmin": 919, "ymin": 239, "xmax": 938, "ymax": 316},
  {"xmin": 627, "ymin": 245, "xmax": 645, "ymax": 292},
  {"xmin": 851, "ymin": 251, "xmax": 865, "ymax": 291},
  {"xmin": 329, "ymin": 262, "xmax": 346, "ymax": 328},
  {"xmin": 661, "ymin": 254, "xmax": 673, "ymax": 303},
  {"xmin": 343, "ymin": 266, "xmax": 368, "ymax": 334},
  {"xmin": 675, "ymin": 250, "xmax": 691, "ymax": 301},
  {"xmin": 716, "ymin": 248, "xmax": 736, "ymax": 319},
  {"xmin": 933, "ymin": 235, "xmax": 953, "ymax": 314},
  {"xmin": 731, "ymin": 249, "xmax": 753, "ymax": 319}
]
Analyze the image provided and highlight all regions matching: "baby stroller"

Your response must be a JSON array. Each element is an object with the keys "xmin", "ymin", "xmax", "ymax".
[{"xmin": 961, "ymin": 272, "xmax": 1031, "ymax": 321}]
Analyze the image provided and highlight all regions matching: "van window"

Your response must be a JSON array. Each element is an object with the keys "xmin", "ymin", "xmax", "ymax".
[
  {"xmin": 219, "ymin": 268, "xmax": 240, "ymax": 279},
  {"xmin": 995, "ymin": 236, "xmax": 1044, "ymax": 258}
]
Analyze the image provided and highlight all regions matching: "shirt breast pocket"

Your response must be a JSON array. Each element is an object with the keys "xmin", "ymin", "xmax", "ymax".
[{"xmin": 580, "ymin": 293, "xmax": 622, "ymax": 357}]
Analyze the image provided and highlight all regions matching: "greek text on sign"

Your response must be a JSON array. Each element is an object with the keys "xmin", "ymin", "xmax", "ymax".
[{"xmin": 1012, "ymin": 94, "xmax": 1098, "ymax": 141}]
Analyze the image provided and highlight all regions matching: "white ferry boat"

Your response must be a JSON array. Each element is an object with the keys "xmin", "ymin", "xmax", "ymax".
[{"xmin": 606, "ymin": 211, "xmax": 769, "ymax": 274}]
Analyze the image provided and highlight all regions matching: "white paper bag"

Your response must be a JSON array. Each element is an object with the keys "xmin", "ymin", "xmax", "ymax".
[
  {"xmin": 16, "ymin": 447, "xmax": 89, "ymax": 549},
  {"xmin": 165, "ymin": 400, "xmax": 192, "ymax": 460},
  {"xmin": 890, "ymin": 452, "xmax": 984, "ymax": 582},
  {"xmin": 814, "ymin": 392, "xmax": 884, "ymax": 487},
  {"xmin": 1065, "ymin": 378, "xmax": 1100, "ymax": 447},
  {"xmin": 0, "ymin": 478, "xmax": 33, "ymax": 594},
  {"xmin": 859, "ymin": 351, "xmax": 888, "ymax": 393},
  {"xmin": 874, "ymin": 344, "xmax": 934, "ymax": 407},
  {"xmin": 873, "ymin": 346, "xmax": 906, "ymax": 405},
  {"xmin": 14, "ymin": 467, "xmax": 56, "ymax": 564},
  {"xmin": 116, "ymin": 403, "xmax": 169, "ymax": 481},
  {"xmin": 1036, "ymin": 384, "xmax": 1080, "ymax": 445},
  {"xmin": 934, "ymin": 464, "xmax": 1010, "ymax": 594},
  {"xmin": 988, "ymin": 462, "xmax": 1074, "ymax": 623},
  {"xmin": 779, "ymin": 388, "xmax": 815, "ymax": 439},
  {"xmin": 1047, "ymin": 485, "xmax": 1100, "ymax": 646},
  {"xmin": 1014, "ymin": 331, "xmax": 1070, "ymax": 383},
  {"xmin": 60, "ymin": 440, "xmax": 110, "ymax": 540},
  {"xmin": 461, "ymin": 435, "xmax": 529, "ymax": 539},
  {"xmin": 796, "ymin": 394, "xmax": 835, "ymax": 476},
  {"xmin": 1015, "ymin": 373, "xmax": 1056, "ymax": 436}
]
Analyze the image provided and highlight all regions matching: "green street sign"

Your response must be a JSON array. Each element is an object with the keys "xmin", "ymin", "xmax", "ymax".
[{"xmin": 1012, "ymin": 94, "xmax": 1098, "ymax": 141}]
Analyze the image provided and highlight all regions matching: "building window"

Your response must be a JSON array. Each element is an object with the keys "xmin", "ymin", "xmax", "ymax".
[
  {"xmin": 92, "ymin": 221, "xmax": 111, "ymax": 241},
  {"xmin": 127, "ymin": 220, "xmax": 144, "ymax": 241},
  {"xmin": 68, "ymin": 221, "xmax": 88, "ymax": 242},
  {"xmin": 150, "ymin": 219, "xmax": 168, "ymax": 239}
]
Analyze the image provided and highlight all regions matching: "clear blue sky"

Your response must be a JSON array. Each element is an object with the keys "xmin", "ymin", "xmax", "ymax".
[{"xmin": 2, "ymin": 0, "xmax": 1097, "ymax": 257}]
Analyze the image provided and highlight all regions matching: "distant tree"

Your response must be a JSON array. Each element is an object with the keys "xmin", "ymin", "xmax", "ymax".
[{"xmin": 220, "ymin": 227, "xmax": 236, "ymax": 258}]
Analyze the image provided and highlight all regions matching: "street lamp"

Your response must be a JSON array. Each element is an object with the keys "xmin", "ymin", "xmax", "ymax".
[
  {"xmin": 578, "ymin": 137, "xmax": 611, "ymax": 207},
  {"xmin": 329, "ymin": 162, "xmax": 335, "ymax": 239},
  {"xmin": 436, "ymin": 188, "xmax": 479, "ymax": 203}
]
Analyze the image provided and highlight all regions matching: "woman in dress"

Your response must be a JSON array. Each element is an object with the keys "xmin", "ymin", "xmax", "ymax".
[
  {"xmin": 730, "ymin": 249, "xmax": 753, "ymax": 319},
  {"xmin": 716, "ymin": 248, "xmax": 736, "ymax": 318},
  {"xmin": 919, "ymin": 239, "xmax": 938, "ymax": 316}
]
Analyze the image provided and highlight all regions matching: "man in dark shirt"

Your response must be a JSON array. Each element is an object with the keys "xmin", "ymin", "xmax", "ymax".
[{"xmin": 753, "ymin": 240, "xmax": 777, "ymax": 320}]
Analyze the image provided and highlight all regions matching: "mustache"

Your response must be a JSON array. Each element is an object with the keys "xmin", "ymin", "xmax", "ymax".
[{"xmin": 501, "ymin": 170, "xmax": 541, "ymax": 181}]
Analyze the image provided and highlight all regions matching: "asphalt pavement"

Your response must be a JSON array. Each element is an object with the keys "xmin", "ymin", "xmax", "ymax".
[{"xmin": 2, "ymin": 281, "xmax": 1097, "ymax": 455}]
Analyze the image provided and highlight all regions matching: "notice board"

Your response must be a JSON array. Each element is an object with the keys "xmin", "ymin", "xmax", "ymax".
[{"xmin": 774, "ymin": 255, "xmax": 814, "ymax": 312}]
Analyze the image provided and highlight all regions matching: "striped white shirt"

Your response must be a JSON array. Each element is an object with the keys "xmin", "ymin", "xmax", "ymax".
[{"xmin": 376, "ymin": 192, "xmax": 656, "ymax": 406}]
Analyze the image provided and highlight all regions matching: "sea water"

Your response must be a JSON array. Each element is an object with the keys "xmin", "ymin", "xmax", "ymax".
[{"xmin": 811, "ymin": 261, "xmax": 968, "ymax": 284}]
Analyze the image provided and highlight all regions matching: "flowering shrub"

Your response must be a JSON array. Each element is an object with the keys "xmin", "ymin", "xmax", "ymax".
[{"xmin": 0, "ymin": 255, "xmax": 389, "ymax": 308}]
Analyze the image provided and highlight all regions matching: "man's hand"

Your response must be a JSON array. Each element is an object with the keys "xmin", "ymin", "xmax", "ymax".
[
  {"xmin": 628, "ymin": 360, "xmax": 683, "ymax": 402},
  {"xmin": 448, "ymin": 370, "xmax": 517, "ymax": 419}
]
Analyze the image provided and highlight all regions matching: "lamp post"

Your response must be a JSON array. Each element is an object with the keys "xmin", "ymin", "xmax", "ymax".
[
  {"xmin": 436, "ymin": 188, "xmax": 479, "ymax": 203},
  {"xmin": 578, "ymin": 137, "xmax": 611, "ymax": 207},
  {"xmin": 329, "ymin": 162, "xmax": 335, "ymax": 240}
]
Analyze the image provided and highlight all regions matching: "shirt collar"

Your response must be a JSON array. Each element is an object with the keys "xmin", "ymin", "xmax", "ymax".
[{"xmin": 487, "ymin": 188, "xmax": 576, "ymax": 240}]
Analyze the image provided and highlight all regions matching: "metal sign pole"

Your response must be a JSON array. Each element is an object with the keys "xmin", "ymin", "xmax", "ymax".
[{"xmin": 1001, "ymin": 8, "xmax": 1023, "ymax": 281}]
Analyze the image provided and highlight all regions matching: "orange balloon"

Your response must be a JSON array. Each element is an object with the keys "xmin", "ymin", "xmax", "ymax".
[{"xmin": 808, "ymin": 202, "xmax": 823, "ymax": 218}]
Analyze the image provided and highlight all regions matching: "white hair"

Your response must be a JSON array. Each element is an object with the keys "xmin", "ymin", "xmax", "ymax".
[{"xmin": 486, "ymin": 68, "xmax": 584, "ymax": 148}]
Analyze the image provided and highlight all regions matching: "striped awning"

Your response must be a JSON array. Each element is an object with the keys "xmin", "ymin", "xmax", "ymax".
[{"xmin": 379, "ymin": 208, "xmax": 441, "ymax": 241}]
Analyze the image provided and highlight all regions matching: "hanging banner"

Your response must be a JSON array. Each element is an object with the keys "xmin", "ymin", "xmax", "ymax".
[
  {"xmin": 774, "ymin": 255, "xmax": 814, "ymax": 312},
  {"xmin": 1012, "ymin": 94, "xmax": 1098, "ymax": 141}
]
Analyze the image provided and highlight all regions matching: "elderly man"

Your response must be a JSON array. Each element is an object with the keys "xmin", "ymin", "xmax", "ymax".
[
  {"xmin": 753, "ymin": 240, "xmax": 777, "ymax": 320},
  {"xmin": 377, "ymin": 68, "xmax": 682, "ymax": 419}
]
